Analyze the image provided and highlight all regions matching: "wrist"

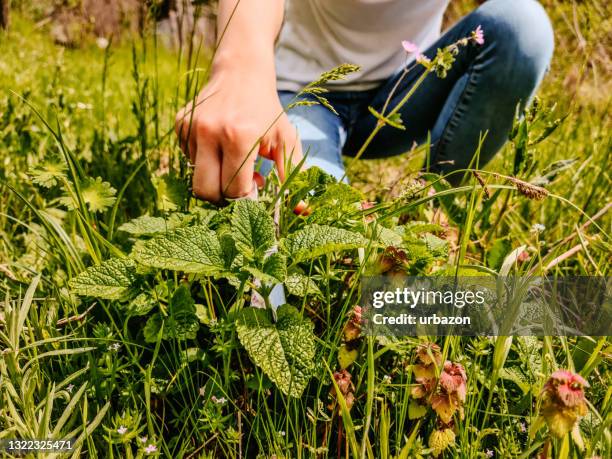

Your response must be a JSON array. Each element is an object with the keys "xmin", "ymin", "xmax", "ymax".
[{"xmin": 211, "ymin": 47, "xmax": 276, "ymax": 81}]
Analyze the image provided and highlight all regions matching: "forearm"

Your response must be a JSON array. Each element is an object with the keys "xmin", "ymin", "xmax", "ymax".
[{"xmin": 213, "ymin": 0, "xmax": 284, "ymax": 78}]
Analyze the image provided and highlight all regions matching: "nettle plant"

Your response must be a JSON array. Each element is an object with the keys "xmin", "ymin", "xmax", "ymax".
[
  {"xmin": 65, "ymin": 30, "xmax": 483, "ymax": 400},
  {"xmin": 68, "ymin": 166, "xmax": 450, "ymax": 398}
]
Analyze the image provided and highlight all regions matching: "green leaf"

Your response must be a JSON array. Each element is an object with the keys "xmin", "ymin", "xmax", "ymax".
[
  {"xmin": 151, "ymin": 174, "xmax": 188, "ymax": 211},
  {"xmin": 60, "ymin": 177, "xmax": 117, "ymax": 213},
  {"xmin": 263, "ymin": 252, "xmax": 286, "ymax": 283},
  {"xmin": 408, "ymin": 401, "xmax": 427, "ymax": 420},
  {"xmin": 143, "ymin": 286, "xmax": 199, "ymax": 342},
  {"xmin": 284, "ymin": 273, "xmax": 321, "ymax": 297},
  {"xmin": 28, "ymin": 159, "xmax": 67, "ymax": 188},
  {"xmin": 231, "ymin": 200, "xmax": 275, "ymax": 260},
  {"xmin": 422, "ymin": 233, "xmax": 448, "ymax": 258},
  {"xmin": 69, "ymin": 258, "xmax": 136, "ymax": 300},
  {"xmin": 243, "ymin": 251, "xmax": 286, "ymax": 285},
  {"xmin": 282, "ymin": 224, "xmax": 369, "ymax": 263},
  {"xmin": 132, "ymin": 226, "xmax": 223, "ymax": 274},
  {"xmin": 126, "ymin": 292, "xmax": 157, "ymax": 316},
  {"xmin": 118, "ymin": 213, "xmax": 192, "ymax": 237},
  {"xmin": 236, "ymin": 305, "xmax": 316, "ymax": 397}
]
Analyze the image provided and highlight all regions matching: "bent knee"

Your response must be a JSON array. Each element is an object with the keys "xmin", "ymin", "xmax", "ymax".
[{"xmin": 479, "ymin": 0, "xmax": 554, "ymax": 83}]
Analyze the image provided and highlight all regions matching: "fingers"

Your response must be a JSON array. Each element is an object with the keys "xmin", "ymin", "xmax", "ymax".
[
  {"xmin": 192, "ymin": 142, "xmax": 223, "ymax": 203},
  {"xmin": 260, "ymin": 120, "xmax": 304, "ymax": 182},
  {"xmin": 221, "ymin": 130, "xmax": 259, "ymax": 198}
]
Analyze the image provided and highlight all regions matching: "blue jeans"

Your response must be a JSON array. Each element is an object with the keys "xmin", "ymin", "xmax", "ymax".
[{"xmin": 263, "ymin": 0, "xmax": 554, "ymax": 183}]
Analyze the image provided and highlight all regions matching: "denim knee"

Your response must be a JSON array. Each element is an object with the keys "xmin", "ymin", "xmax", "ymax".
[{"xmin": 477, "ymin": 0, "xmax": 554, "ymax": 98}]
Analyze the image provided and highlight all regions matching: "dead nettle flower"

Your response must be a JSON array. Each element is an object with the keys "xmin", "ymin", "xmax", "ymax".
[
  {"xmin": 343, "ymin": 305, "xmax": 362, "ymax": 342},
  {"xmin": 540, "ymin": 370, "xmax": 589, "ymax": 438},
  {"xmin": 328, "ymin": 369, "xmax": 355, "ymax": 411},
  {"xmin": 361, "ymin": 201, "xmax": 376, "ymax": 223},
  {"xmin": 517, "ymin": 250, "xmax": 531, "ymax": 263},
  {"xmin": 378, "ymin": 246, "xmax": 410, "ymax": 275},
  {"xmin": 411, "ymin": 345, "xmax": 468, "ymax": 425},
  {"xmin": 430, "ymin": 361, "xmax": 468, "ymax": 424},
  {"xmin": 428, "ymin": 428, "xmax": 456, "ymax": 457},
  {"xmin": 413, "ymin": 343, "xmax": 443, "ymax": 380}
]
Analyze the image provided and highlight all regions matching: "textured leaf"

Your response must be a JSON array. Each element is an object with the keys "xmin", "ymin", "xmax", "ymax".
[
  {"xmin": 231, "ymin": 200, "xmax": 275, "ymax": 259},
  {"xmin": 282, "ymin": 224, "xmax": 369, "ymax": 263},
  {"xmin": 284, "ymin": 273, "xmax": 321, "ymax": 297},
  {"xmin": 126, "ymin": 293, "xmax": 157, "ymax": 316},
  {"xmin": 143, "ymin": 286, "xmax": 199, "ymax": 342},
  {"xmin": 263, "ymin": 252, "xmax": 286, "ymax": 282},
  {"xmin": 69, "ymin": 258, "xmax": 136, "ymax": 300},
  {"xmin": 422, "ymin": 233, "xmax": 448, "ymax": 258},
  {"xmin": 118, "ymin": 214, "xmax": 191, "ymax": 237},
  {"xmin": 236, "ymin": 305, "xmax": 315, "ymax": 397},
  {"xmin": 132, "ymin": 226, "xmax": 223, "ymax": 274}
]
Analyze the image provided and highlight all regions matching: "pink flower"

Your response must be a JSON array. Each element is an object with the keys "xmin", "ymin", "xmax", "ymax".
[
  {"xmin": 144, "ymin": 444, "xmax": 157, "ymax": 454},
  {"xmin": 416, "ymin": 54, "xmax": 431, "ymax": 65},
  {"xmin": 541, "ymin": 369, "xmax": 589, "ymax": 438},
  {"xmin": 439, "ymin": 361, "xmax": 467, "ymax": 402},
  {"xmin": 402, "ymin": 40, "xmax": 420, "ymax": 54},
  {"xmin": 544, "ymin": 370, "xmax": 589, "ymax": 408},
  {"xmin": 471, "ymin": 25, "xmax": 485, "ymax": 45}
]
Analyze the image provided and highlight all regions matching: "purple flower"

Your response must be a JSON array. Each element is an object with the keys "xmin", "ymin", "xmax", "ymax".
[
  {"xmin": 472, "ymin": 25, "xmax": 485, "ymax": 45},
  {"xmin": 144, "ymin": 444, "xmax": 157, "ymax": 455},
  {"xmin": 402, "ymin": 40, "xmax": 420, "ymax": 54}
]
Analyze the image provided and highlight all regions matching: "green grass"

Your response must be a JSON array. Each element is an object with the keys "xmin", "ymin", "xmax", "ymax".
[{"xmin": 0, "ymin": 2, "xmax": 610, "ymax": 458}]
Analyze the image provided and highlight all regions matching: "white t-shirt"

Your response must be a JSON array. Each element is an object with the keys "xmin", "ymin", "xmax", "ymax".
[{"xmin": 275, "ymin": 0, "xmax": 449, "ymax": 91}]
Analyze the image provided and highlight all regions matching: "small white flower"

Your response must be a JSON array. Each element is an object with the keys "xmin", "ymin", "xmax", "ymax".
[
  {"xmin": 66, "ymin": 384, "xmax": 75, "ymax": 393},
  {"xmin": 382, "ymin": 375, "xmax": 392, "ymax": 383},
  {"xmin": 211, "ymin": 395, "xmax": 227, "ymax": 405},
  {"xmin": 278, "ymin": 430, "xmax": 286, "ymax": 437},
  {"xmin": 96, "ymin": 37, "xmax": 109, "ymax": 49},
  {"xmin": 117, "ymin": 425, "xmax": 128, "ymax": 435},
  {"xmin": 199, "ymin": 387, "xmax": 206, "ymax": 397},
  {"xmin": 139, "ymin": 436, "xmax": 148, "ymax": 443},
  {"xmin": 519, "ymin": 422, "xmax": 527, "ymax": 433},
  {"xmin": 108, "ymin": 343, "xmax": 121, "ymax": 352},
  {"xmin": 485, "ymin": 449, "xmax": 494, "ymax": 458},
  {"xmin": 144, "ymin": 444, "xmax": 157, "ymax": 454},
  {"xmin": 76, "ymin": 102, "xmax": 93, "ymax": 110},
  {"xmin": 531, "ymin": 223, "xmax": 546, "ymax": 234}
]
